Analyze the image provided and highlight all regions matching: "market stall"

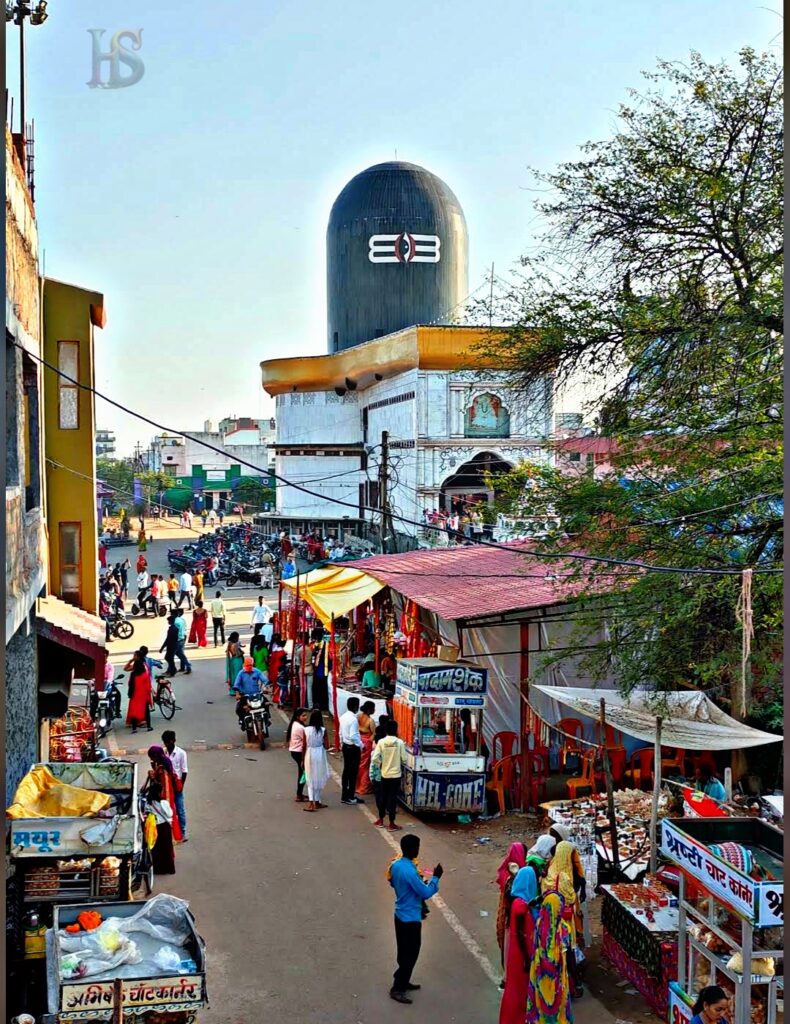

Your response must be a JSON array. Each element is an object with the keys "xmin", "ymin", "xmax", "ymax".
[
  {"xmin": 43, "ymin": 894, "xmax": 208, "ymax": 1023},
  {"xmin": 661, "ymin": 816, "xmax": 784, "ymax": 1024},
  {"xmin": 393, "ymin": 658, "xmax": 488, "ymax": 815},
  {"xmin": 328, "ymin": 679, "xmax": 388, "ymax": 721}
]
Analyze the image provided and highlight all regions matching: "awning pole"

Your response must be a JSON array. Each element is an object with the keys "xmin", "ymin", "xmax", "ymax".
[
  {"xmin": 330, "ymin": 614, "xmax": 340, "ymax": 752},
  {"xmin": 649, "ymin": 715, "xmax": 663, "ymax": 875},
  {"xmin": 600, "ymin": 698, "xmax": 619, "ymax": 870}
]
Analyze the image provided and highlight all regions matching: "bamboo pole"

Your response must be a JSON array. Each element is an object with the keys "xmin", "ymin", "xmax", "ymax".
[
  {"xmin": 649, "ymin": 716, "xmax": 663, "ymax": 875},
  {"xmin": 330, "ymin": 614, "xmax": 340, "ymax": 752},
  {"xmin": 600, "ymin": 698, "xmax": 619, "ymax": 870}
]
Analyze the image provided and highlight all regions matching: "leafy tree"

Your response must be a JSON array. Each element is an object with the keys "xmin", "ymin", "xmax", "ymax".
[
  {"xmin": 233, "ymin": 478, "xmax": 275, "ymax": 514},
  {"xmin": 96, "ymin": 457, "xmax": 134, "ymax": 507},
  {"xmin": 480, "ymin": 49, "xmax": 782, "ymax": 729}
]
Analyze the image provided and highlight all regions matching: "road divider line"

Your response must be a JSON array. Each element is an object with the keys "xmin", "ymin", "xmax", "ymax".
[{"xmin": 278, "ymin": 708, "xmax": 499, "ymax": 988}]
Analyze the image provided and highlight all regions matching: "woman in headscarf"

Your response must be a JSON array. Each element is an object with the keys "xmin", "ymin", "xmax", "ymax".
[
  {"xmin": 523, "ymin": 835, "xmax": 557, "ymax": 914},
  {"xmin": 144, "ymin": 745, "xmax": 183, "ymax": 843},
  {"xmin": 499, "ymin": 862, "xmax": 538, "ymax": 1024},
  {"xmin": 225, "ymin": 631, "xmax": 244, "ymax": 696},
  {"xmin": 526, "ymin": 891, "xmax": 573, "ymax": 1024},
  {"xmin": 355, "ymin": 700, "xmax": 377, "ymax": 796},
  {"xmin": 543, "ymin": 840, "xmax": 583, "ymax": 999},
  {"xmin": 494, "ymin": 841, "xmax": 529, "ymax": 979},
  {"xmin": 144, "ymin": 779, "xmax": 176, "ymax": 874}
]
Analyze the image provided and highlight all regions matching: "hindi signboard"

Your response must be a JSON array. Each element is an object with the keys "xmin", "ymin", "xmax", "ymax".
[{"xmin": 396, "ymin": 659, "xmax": 488, "ymax": 697}]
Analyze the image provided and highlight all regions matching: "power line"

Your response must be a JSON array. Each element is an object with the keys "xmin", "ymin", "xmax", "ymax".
[{"xmin": 22, "ymin": 342, "xmax": 782, "ymax": 577}]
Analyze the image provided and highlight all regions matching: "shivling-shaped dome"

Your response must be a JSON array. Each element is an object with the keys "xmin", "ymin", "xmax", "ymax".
[{"xmin": 327, "ymin": 161, "xmax": 468, "ymax": 353}]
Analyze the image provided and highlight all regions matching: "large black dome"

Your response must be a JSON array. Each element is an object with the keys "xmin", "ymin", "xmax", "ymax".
[{"xmin": 327, "ymin": 161, "xmax": 468, "ymax": 353}]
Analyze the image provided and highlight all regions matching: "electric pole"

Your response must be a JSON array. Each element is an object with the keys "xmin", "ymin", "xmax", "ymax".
[{"xmin": 379, "ymin": 430, "xmax": 390, "ymax": 555}]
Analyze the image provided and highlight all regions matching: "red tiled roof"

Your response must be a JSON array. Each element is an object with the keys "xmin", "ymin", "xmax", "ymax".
[{"xmin": 345, "ymin": 542, "xmax": 587, "ymax": 622}]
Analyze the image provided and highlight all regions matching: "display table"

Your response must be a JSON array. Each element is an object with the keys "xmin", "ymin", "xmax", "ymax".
[
  {"xmin": 601, "ymin": 883, "xmax": 679, "ymax": 1018},
  {"xmin": 329, "ymin": 679, "xmax": 388, "ymax": 720}
]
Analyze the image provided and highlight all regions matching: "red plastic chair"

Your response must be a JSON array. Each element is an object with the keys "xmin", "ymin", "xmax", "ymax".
[
  {"xmin": 624, "ymin": 747, "xmax": 655, "ymax": 791},
  {"xmin": 524, "ymin": 751, "xmax": 549, "ymax": 810},
  {"xmin": 594, "ymin": 721, "xmax": 623, "ymax": 748},
  {"xmin": 556, "ymin": 718, "xmax": 584, "ymax": 770},
  {"xmin": 486, "ymin": 754, "xmax": 521, "ymax": 815},
  {"xmin": 567, "ymin": 750, "xmax": 598, "ymax": 799},
  {"xmin": 492, "ymin": 730, "xmax": 519, "ymax": 764},
  {"xmin": 687, "ymin": 750, "xmax": 718, "ymax": 778},
  {"xmin": 595, "ymin": 746, "xmax": 627, "ymax": 790},
  {"xmin": 661, "ymin": 746, "xmax": 686, "ymax": 775}
]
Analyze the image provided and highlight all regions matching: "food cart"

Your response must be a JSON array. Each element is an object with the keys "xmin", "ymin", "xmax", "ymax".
[
  {"xmin": 662, "ymin": 816, "xmax": 784, "ymax": 1024},
  {"xmin": 392, "ymin": 658, "xmax": 488, "ymax": 815},
  {"xmin": 43, "ymin": 894, "xmax": 208, "ymax": 1023}
]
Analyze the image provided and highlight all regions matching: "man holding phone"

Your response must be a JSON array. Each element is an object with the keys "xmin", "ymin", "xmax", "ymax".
[{"xmin": 387, "ymin": 834, "xmax": 444, "ymax": 1004}]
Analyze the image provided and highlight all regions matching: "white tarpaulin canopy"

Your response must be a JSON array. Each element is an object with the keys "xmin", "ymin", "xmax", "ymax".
[{"xmin": 530, "ymin": 686, "xmax": 782, "ymax": 750}]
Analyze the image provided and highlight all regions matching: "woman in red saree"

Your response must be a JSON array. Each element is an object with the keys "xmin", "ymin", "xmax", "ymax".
[
  {"xmin": 145, "ymin": 745, "xmax": 183, "ymax": 843},
  {"xmin": 268, "ymin": 635, "xmax": 286, "ymax": 705},
  {"xmin": 125, "ymin": 658, "xmax": 153, "ymax": 734},
  {"xmin": 188, "ymin": 599, "xmax": 208, "ymax": 647},
  {"xmin": 356, "ymin": 700, "xmax": 376, "ymax": 795}
]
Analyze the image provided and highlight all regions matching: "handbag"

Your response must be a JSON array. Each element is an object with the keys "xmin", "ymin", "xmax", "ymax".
[{"xmin": 299, "ymin": 771, "xmax": 306, "ymax": 785}]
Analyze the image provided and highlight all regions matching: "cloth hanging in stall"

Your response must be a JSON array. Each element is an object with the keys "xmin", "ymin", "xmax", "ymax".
[
  {"xmin": 7, "ymin": 765, "xmax": 112, "ymax": 819},
  {"xmin": 530, "ymin": 686, "xmax": 782, "ymax": 750},
  {"xmin": 281, "ymin": 566, "xmax": 384, "ymax": 627}
]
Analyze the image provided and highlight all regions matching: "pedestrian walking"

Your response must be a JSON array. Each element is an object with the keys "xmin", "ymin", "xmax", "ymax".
[
  {"xmin": 339, "ymin": 697, "xmax": 364, "ymax": 804},
  {"xmin": 286, "ymin": 707, "xmax": 308, "ymax": 803},
  {"xmin": 356, "ymin": 700, "xmax": 376, "ymax": 796},
  {"xmin": 225, "ymin": 632, "xmax": 244, "ymax": 695},
  {"xmin": 160, "ymin": 616, "xmax": 179, "ymax": 677},
  {"xmin": 193, "ymin": 569, "xmax": 205, "ymax": 605},
  {"xmin": 210, "ymin": 591, "xmax": 226, "ymax": 646},
  {"xmin": 125, "ymin": 655, "xmax": 154, "ymax": 734},
  {"xmin": 144, "ymin": 746, "xmax": 183, "ymax": 843},
  {"xmin": 143, "ymin": 781, "xmax": 176, "ymax": 874},
  {"xmin": 173, "ymin": 610, "xmax": 192, "ymax": 674},
  {"xmin": 250, "ymin": 594, "xmax": 272, "ymax": 632},
  {"xmin": 208, "ymin": 508, "xmax": 216, "ymax": 527},
  {"xmin": 119, "ymin": 558, "xmax": 130, "ymax": 598},
  {"xmin": 525, "ymin": 892, "xmax": 573, "ymax": 1024},
  {"xmin": 371, "ymin": 720, "xmax": 408, "ymax": 830},
  {"xmin": 249, "ymin": 623, "xmax": 268, "ymax": 673},
  {"xmin": 167, "ymin": 574, "xmax": 179, "ymax": 608},
  {"xmin": 495, "ymin": 842, "xmax": 528, "ymax": 977},
  {"xmin": 189, "ymin": 599, "xmax": 208, "ymax": 647},
  {"xmin": 387, "ymin": 834, "xmax": 442, "ymax": 1003},
  {"xmin": 303, "ymin": 709, "xmax": 329, "ymax": 811},
  {"xmin": 162, "ymin": 729, "xmax": 188, "ymax": 841},
  {"xmin": 177, "ymin": 569, "xmax": 193, "ymax": 609},
  {"xmin": 201, "ymin": 509, "xmax": 208, "ymax": 528}
]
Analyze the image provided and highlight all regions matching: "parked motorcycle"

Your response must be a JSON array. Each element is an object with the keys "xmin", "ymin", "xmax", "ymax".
[
  {"xmin": 238, "ymin": 692, "xmax": 271, "ymax": 750},
  {"xmin": 225, "ymin": 564, "xmax": 273, "ymax": 589},
  {"xmin": 90, "ymin": 674, "xmax": 123, "ymax": 738},
  {"xmin": 107, "ymin": 610, "xmax": 134, "ymax": 640}
]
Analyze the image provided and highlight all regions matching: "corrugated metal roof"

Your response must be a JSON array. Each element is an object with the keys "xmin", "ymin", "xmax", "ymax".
[{"xmin": 345, "ymin": 542, "xmax": 586, "ymax": 622}]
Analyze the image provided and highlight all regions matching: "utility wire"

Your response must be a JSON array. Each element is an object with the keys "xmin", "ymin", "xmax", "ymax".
[{"xmin": 22, "ymin": 343, "xmax": 782, "ymax": 577}]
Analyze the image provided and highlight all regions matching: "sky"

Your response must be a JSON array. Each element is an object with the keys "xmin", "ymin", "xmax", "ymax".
[{"xmin": 8, "ymin": 0, "xmax": 780, "ymax": 456}]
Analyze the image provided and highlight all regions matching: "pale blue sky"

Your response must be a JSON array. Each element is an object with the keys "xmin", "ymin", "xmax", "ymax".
[{"xmin": 10, "ymin": 0, "xmax": 779, "ymax": 455}]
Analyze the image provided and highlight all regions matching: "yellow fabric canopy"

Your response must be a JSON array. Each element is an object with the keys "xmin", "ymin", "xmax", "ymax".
[
  {"xmin": 6, "ymin": 765, "xmax": 112, "ymax": 820},
  {"xmin": 281, "ymin": 566, "xmax": 384, "ymax": 626}
]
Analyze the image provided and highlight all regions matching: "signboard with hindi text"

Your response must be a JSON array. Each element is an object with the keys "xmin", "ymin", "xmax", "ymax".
[{"xmin": 396, "ymin": 658, "xmax": 488, "ymax": 697}]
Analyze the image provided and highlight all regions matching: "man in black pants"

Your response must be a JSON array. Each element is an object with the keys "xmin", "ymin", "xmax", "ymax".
[
  {"xmin": 387, "ymin": 834, "xmax": 443, "ymax": 1004},
  {"xmin": 371, "ymin": 720, "xmax": 408, "ymax": 829},
  {"xmin": 338, "ymin": 696, "xmax": 364, "ymax": 804}
]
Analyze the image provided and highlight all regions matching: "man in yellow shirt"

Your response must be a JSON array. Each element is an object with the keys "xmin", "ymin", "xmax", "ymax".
[
  {"xmin": 371, "ymin": 721, "xmax": 409, "ymax": 831},
  {"xmin": 167, "ymin": 574, "xmax": 179, "ymax": 609}
]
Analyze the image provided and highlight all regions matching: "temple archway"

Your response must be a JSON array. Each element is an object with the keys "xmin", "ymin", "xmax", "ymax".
[{"xmin": 439, "ymin": 451, "xmax": 512, "ymax": 513}]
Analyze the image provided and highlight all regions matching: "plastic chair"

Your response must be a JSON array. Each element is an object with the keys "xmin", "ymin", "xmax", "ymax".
[
  {"xmin": 595, "ymin": 746, "xmax": 626, "ymax": 789},
  {"xmin": 486, "ymin": 755, "xmax": 519, "ymax": 816},
  {"xmin": 556, "ymin": 718, "xmax": 585, "ymax": 769},
  {"xmin": 566, "ymin": 750, "xmax": 598, "ymax": 799},
  {"xmin": 593, "ymin": 721, "xmax": 623, "ymax": 748},
  {"xmin": 624, "ymin": 747, "xmax": 655, "ymax": 791},
  {"xmin": 661, "ymin": 746, "xmax": 686, "ymax": 775},
  {"xmin": 523, "ymin": 751, "xmax": 549, "ymax": 810},
  {"xmin": 492, "ymin": 730, "xmax": 519, "ymax": 764},
  {"xmin": 687, "ymin": 750, "xmax": 718, "ymax": 778}
]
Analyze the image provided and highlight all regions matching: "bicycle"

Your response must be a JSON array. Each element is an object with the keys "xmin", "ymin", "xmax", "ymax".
[{"xmin": 154, "ymin": 675, "xmax": 182, "ymax": 720}]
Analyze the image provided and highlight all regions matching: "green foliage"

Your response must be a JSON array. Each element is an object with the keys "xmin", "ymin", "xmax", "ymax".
[
  {"xmin": 481, "ymin": 50, "xmax": 782, "ymax": 721},
  {"xmin": 233, "ymin": 477, "xmax": 275, "ymax": 512},
  {"xmin": 96, "ymin": 457, "xmax": 134, "ymax": 505}
]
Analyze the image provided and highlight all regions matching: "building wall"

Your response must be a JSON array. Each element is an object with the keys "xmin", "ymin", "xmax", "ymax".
[
  {"xmin": 43, "ymin": 279, "xmax": 103, "ymax": 615},
  {"xmin": 277, "ymin": 452, "xmax": 363, "ymax": 518},
  {"xmin": 275, "ymin": 391, "xmax": 361, "ymax": 445},
  {"xmin": 5, "ymin": 619, "xmax": 39, "ymax": 801},
  {"xmin": 5, "ymin": 127, "xmax": 47, "ymax": 642}
]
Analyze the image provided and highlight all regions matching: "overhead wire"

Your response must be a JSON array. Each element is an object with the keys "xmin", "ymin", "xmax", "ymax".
[{"xmin": 22, "ymin": 342, "xmax": 781, "ymax": 577}]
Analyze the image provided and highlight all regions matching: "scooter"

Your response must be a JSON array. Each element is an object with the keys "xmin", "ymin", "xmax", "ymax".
[
  {"xmin": 131, "ymin": 585, "xmax": 168, "ymax": 617},
  {"xmin": 91, "ymin": 674, "xmax": 123, "ymax": 739}
]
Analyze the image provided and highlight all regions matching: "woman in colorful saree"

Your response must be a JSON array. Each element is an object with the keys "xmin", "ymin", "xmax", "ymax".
[
  {"xmin": 144, "ymin": 745, "xmax": 183, "ymax": 843},
  {"xmin": 526, "ymin": 891, "xmax": 573, "ymax": 1024},
  {"xmin": 498, "ymin": 865, "xmax": 538, "ymax": 1024},
  {"xmin": 355, "ymin": 700, "xmax": 377, "ymax": 796},
  {"xmin": 542, "ymin": 841, "xmax": 583, "ymax": 998}
]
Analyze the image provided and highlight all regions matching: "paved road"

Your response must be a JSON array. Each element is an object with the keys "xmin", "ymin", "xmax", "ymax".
[{"xmin": 108, "ymin": 527, "xmax": 618, "ymax": 1023}]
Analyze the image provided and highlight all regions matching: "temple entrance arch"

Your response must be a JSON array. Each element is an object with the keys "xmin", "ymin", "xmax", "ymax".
[{"xmin": 440, "ymin": 451, "xmax": 512, "ymax": 514}]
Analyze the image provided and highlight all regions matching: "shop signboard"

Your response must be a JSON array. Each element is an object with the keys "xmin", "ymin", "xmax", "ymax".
[
  {"xmin": 396, "ymin": 659, "xmax": 488, "ymax": 696},
  {"xmin": 667, "ymin": 983, "xmax": 693, "ymax": 1024},
  {"xmin": 401, "ymin": 766, "xmax": 486, "ymax": 813},
  {"xmin": 662, "ymin": 820, "xmax": 756, "ymax": 920},
  {"xmin": 757, "ymin": 882, "xmax": 784, "ymax": 927},
  {"xmin": 60, "ymin": 975, "xmax": 204, "ymax": 1018}
]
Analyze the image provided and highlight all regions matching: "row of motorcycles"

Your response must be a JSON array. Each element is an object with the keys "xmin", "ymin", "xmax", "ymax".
[{"xmin": 167, "ymin": 525, "xmax": 278, "ymax": 590}]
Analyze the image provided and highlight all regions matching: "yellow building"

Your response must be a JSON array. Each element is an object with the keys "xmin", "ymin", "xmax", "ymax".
[{"xmin": 42, "ymin": 278, "xmax": 106, "ymax": 614}]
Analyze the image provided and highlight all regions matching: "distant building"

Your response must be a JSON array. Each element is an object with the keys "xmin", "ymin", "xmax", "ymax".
[
  {"xmin": 149, "ymin": 416, "xmax": 276, "ymax": 512},
  {"xmin": 95, "ymin": 428, "xmax": 116, "ymax": 457}
]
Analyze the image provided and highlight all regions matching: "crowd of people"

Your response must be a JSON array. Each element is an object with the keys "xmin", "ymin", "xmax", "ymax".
[{"xmin": 494, "ymin": 823, "xmax": 587, "ymax": 1024}]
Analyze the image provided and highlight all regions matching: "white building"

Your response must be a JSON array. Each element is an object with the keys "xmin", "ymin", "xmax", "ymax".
[
  {"xmin": 151, "ymin": 417, "xmax": 276, "ymax": 480},
  {"xmin": 262, "ymin": 325, "xmax": 554, "ymax": 540}
]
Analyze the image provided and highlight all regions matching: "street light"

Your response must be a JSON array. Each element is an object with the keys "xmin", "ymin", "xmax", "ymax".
[{"xmin": 7, "ymin": 0, "xmax": 49, "ymax": 169}]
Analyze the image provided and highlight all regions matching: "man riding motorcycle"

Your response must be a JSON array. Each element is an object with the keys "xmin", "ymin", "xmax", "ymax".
[{"xmin": 232, "ymin": 657, "xmax": 269, "ymax": 728}]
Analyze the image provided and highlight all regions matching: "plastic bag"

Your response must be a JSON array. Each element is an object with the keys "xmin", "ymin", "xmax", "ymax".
[
  {"xmin": 573, "ymin": 947, "xmax": 586, "ymax": 964},
  {"xmin": 144, "ymin": 813, "xmax": 158, "ymax": 850},
  {"xmin": 154, "ymin": 946, "xmax": 182, "ymax": 972}
]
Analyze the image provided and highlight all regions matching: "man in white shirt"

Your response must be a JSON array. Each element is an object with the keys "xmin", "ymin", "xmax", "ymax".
[
  {"xmin": 137, "ymin": 569, "xmax": 150, "ymax": 593},
  {"xmin": 162, "ymin": 729, "xmax": 189, "ymax": 840},
  {"xmin": 339, "ymin": 696, "xmax": 364, "ymax": 805},
  {"xmin": 178, "ymin": 570, "xmax": 193, "ymax": 609},
  {"xmin": 250, "ymin": 595, "xmax": 272, "ymax": 632}
]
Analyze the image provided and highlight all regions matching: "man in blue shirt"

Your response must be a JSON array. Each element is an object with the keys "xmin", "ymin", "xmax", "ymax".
[
  {"xmin": 387, "ymin": 834, "xmax": 443, "ymax": 1004},
  {"xmin": 233, "ymin": 658, "xmax": 268, "ymax": 726},
  {"xmin": 697, "ymin": 764, "xmax": 727, "ymax": 803},
  {"xmin": 173, "ymin": 610, "xmax": 192, "ymax": 675}
]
